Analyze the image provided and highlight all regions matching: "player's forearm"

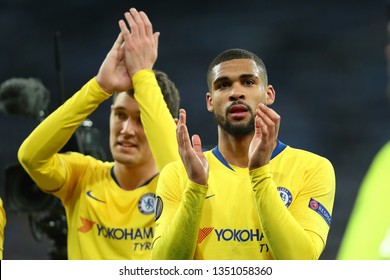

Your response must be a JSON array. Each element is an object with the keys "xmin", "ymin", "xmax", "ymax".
[
  {"xmin": 250, "ymin": 165, "xmax": 321, "ymax": 259},
  {"xmin": 18, "ymin": 78, "xmax": 110, "ymax": 182},
  {"xmin": 19, "ymin": 78, "xmax": 109, "ymax": 166},
  {"xmin": 152, "ymin": 180, "xmax": 207, "ymax": 260},
  {"xmin": 133, "ymin": 70, "xmax": 179, "ymax": 170}
]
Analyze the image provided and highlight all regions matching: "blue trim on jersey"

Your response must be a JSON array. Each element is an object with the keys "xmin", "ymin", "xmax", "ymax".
[
  {"xmin": 110, "ymin": 167, "xmax": 158, "ymax": 189},
  {"xmin": 212, "ymin": 147, "xmax": 235, "ymax": 171},
  {"xmin": 212, "ymin": 140, "xmax": 287, "ymax": 171},
  {"xmin": 111, "ymin": 167, "xmax": 120, "ymax": 186},
  {"xmin": 272, "ymin": 140, "xmax": 287, "ymax": 158}
]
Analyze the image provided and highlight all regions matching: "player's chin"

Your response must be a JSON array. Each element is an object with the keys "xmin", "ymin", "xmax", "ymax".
[
  {"xmin": 113, "ymin": 149, "xmax": 138, "ymax": 162},
  {"xmin": 227, "ymin": 118, "xmax": 251, "ymax": 128},
  {"xmin": 114, "ymin": 154, "xmax": 139, "ymax": 165}
]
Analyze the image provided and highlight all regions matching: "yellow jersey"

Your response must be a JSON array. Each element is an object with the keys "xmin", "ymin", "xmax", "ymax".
[
  {"xmin": 337, "ymin": 141, "xmax": 390, "ymax": 259},
  {"xmin": 153, "ymin": 141, "xmax": 335, "ymax": 259},
  {"xmin": 18, "ymin": 70, "xmax": 178, "ymax": 259},
  {"xmin": 0, "ymin": 197, "xmax": 6, "ymax": 259}
]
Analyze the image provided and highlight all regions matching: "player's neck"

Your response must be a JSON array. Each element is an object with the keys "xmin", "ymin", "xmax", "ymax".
[
  {"xmin": 217, "ymin": 132, "xmax": 253, "ymax": 168},
  {"xmin": 113, "ymin": 162, "xmax": 158, "ymax": 191}
]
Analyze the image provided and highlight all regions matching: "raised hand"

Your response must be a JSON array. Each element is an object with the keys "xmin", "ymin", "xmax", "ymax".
[
  {"xmin": 177, "ymin": 109, "xmax": 209, "ymax": 186},
  {"xmin": 95, "ymin": 32, "xmax": 132, "ymax": 94},
  {"xmin": 248, "ymin": 103, "xmax": 281, "ymax": 171},
  {"xmin": 119, "ymin": 8, "xmax": 159, "ymax": 77}
]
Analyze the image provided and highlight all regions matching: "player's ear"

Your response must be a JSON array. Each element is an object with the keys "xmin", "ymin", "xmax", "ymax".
[
  {"xmin": 266, "ymin": 85, "xmax": 275, "ymax": 106},
  {"xmin": 206, "ymin": 92, "xmax": 213, "ymax": 112}
]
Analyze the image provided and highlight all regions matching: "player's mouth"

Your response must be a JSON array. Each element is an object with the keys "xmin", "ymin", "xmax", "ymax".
[
  {"xmin": 117, "ymin": 141, "xmax": 137, "ymax": 152},
  {"xmin": 228, "ymin": 104, "xmax": 249, "ymax": 120}
]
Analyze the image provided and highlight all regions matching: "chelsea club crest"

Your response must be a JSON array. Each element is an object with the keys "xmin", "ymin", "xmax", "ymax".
[
  {"xmin": 138, "ymin": 193, "xmax": 155, "ymax": 215},
  {"xmin": 277, "ymin": 187, "xmax": 292, "ymax": 207}
]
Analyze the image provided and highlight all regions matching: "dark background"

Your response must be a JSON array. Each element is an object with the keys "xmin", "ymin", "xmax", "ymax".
[{"xmin": 1, "ymin": 0, "xmax": 390, "ymax": 259}]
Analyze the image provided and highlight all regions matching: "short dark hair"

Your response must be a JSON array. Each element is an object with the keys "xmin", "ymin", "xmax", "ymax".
[
  {"xmin": 112, "ymin": 70, "xmax": 180, "ymax": 118},
  {"xmin": 154, "ymin": 70, "xmax": 180, "ymax": 118},
  {"xmin": 207, "ymin": 48, "xmax": 268, "ymax": 91}
]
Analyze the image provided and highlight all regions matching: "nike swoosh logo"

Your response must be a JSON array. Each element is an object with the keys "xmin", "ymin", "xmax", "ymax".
[
  {"xmin": 205, "ymin": 194, "xmax": 215, "ymax": 199},
  {"xmin": 86, "ymin": 190, "xmax": 106, "ymax": 203}
]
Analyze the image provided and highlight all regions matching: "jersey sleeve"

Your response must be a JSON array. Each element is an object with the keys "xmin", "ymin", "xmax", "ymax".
[
  {"xmin": 151, "ymin": 161, "xmax": 208, "ymax": 260},
  {"xmin": 337, "ymin": 141, "xmax": 390, "ymax": 259},
  {"xmin": 251, "ymin": 157, "xmax": 335, "ymax": 259},
  {"xmin": 18, "ymin": 78, "xmax": 111, "ymax": 193},
  {"xmin": 132, "ymin": 70, "xmax": 179, "ymax": 171}
]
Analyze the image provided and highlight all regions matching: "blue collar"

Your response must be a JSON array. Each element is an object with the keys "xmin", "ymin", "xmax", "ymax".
[
  {"xmin": 111, "ymin": 167, "xmax": 158, "ymax": 189},
  {"xmin": 211, "ymin": 140, "xmax": 287, "ymax": 171}
]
